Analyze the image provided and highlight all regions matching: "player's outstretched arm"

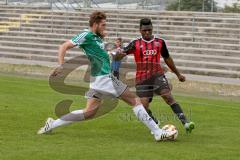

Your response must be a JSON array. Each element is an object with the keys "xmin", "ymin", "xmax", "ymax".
[
  {"xmin": 114, "ymin": 40, "xmax": 135, "ymax": 60},
  {"xmin": 164, "ymin": 56, "xmax": 186, "ymax": 82},
  {"xmin": 58, "ymin": 40, "xmax": 76, "ymax": 65},
  {"xmin": 51, "ymin": 40, "xmax": 76, "ymax": 76},
  {"xmin": 114, "ymin": 49, "xmax": 127, "ymax": 61}
]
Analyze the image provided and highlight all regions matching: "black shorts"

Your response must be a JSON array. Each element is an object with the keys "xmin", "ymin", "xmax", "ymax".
[{"xmin": 135, "ymin": 74, "xmax": 170, "ymax": 102}]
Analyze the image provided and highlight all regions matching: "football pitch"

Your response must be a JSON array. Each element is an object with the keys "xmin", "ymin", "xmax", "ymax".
[{"xmin": 0, "ymin": 74, "xmax": 240, "ymax": 160}]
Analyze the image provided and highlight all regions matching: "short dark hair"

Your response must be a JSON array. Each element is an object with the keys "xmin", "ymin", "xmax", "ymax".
[
  {"xmin": 140, "ymin": 18, "xmax": 152, "ymax": 28},
  {"xmin": 89, "ymin": 11, "xmax": 106, "ymax": 27}
]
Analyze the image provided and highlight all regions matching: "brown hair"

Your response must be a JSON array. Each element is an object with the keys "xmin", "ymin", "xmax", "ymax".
[
  {"xmin": 89, "ymin": 11, "xmax": 106, "ymax": 27},
  {"xmin": 116, "ymin": 37, "xmax": 122, "ymax": 41}
]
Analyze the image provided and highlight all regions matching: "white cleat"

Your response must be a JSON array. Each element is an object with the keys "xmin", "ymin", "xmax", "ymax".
[
  {"xmin": 154, "ymin": 129, "xmax": 177, "ymax": 141},
  {"xmin": 37, "ymin": 117, "xmax": 54, "ymax": 134}
]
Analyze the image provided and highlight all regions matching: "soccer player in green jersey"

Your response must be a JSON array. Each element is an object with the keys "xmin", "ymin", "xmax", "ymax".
[{"xmin": 37, "ymin": 11, "xmax": 177, "ymax": 141}]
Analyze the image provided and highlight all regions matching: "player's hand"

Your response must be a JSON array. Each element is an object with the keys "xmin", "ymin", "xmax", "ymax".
[
  {"xmin": 177, "ymin": 74, "xmax": 186, "ymax": 82},
  {"xmin": 51, "ymin": 65, "xmax": 63, "ymax": 77},
  {"xmin": 114, "ymin": 49, "xmax": 126, "ymax": 60}
]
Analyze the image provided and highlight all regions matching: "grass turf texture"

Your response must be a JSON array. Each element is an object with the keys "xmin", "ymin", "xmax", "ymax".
[{"xmin": 0, "ymin": 74, "xmax": 240, "ymax": 160}]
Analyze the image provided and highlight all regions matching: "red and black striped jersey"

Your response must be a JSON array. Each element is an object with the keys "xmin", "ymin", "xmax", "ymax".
[{"xmin": 124, "ymin": 36, "xmax": 170, "ymax": 84}]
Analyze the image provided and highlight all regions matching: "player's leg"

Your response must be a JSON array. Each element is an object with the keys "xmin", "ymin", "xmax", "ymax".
[
  {"xmin": 37, "ymin": 97, "xmax": 101, "ymax": 134},
  {"xmin": 161, "ymin": 91, "xmax": 195, "ymax": 133},
  {"xmin": 136, "ymin": 83, "xmax": 159, "ymax": 124},
  {"xmin": 155, "ymin": 75, "xmax": 195, "ymax": 133},
  {"xmin": 160, "ymin": 89, "xmax": 188, "ymax": 124},
  {"xmin": 119, "ymin": 88, "xmax": 176, "ymax": 141},
  {"xmin": 140, "ymin": 97, "xmax": 159, "ymax": 125}
]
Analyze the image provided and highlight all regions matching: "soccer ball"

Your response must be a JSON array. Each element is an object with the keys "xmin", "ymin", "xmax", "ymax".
[{"xmin": 162, "ymin": 124, "xmax": 178, "ymax": 141}]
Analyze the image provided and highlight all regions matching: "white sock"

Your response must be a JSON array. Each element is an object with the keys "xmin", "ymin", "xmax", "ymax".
[
  {"xmin": 52, "ymin": 110, "xmax": 85, "ymax": 129},
  {"xmin": 133, "ymin": 104, "xmax": 161, "ymax": 135}
]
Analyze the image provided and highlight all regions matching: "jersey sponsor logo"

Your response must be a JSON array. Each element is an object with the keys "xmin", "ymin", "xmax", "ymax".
[{"xmin": 143, "ymin": 49, "xmax": 157, "ymax": 56}]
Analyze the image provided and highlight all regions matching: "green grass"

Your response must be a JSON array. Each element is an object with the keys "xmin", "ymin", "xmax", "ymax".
[{"xmin": 0, "ymin": 74, "xmax": 240, "ymax": 160}]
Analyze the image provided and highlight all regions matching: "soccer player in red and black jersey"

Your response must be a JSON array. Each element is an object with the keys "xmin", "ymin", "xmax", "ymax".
[{"xmin": 116, "ymin": 18, "xmax": 195, "ymax": 133}]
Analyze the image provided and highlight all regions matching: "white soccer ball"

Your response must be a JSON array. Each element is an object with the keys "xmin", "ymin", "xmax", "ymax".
[{"xmin": 162, "ymin": 124, "xmax": 178, "ymax": 141}]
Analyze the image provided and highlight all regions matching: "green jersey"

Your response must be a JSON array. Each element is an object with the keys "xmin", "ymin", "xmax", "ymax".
[{"xmin": 71, "ymin": 30, "xmax": 111, "ymax": 76}]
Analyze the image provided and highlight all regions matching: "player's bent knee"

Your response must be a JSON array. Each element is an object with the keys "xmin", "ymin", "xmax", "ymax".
[
  {"xmin": 134, "ymin": 97, "xmax": 142, "ymax": 106},
  {"xmin": 127, "ymin": 97, "xmax": 141, "ymax": 106},
  {"xmin": 162, "ymin": 95, "xmax": 175, "ymax": 105},
  {"xmin": 159, "ymin": 89, "xmax": 171, "ymax": 96},
  {"xmin": 83, "ymin": 108, "xmax": 98, "ymax": 119},
  {"xmin": 140, "ymin": 98, "xmax": 150, "ymax": 108},
  {"xmin": 120, "ymin": 89, "xmax": 140, "ymax": 106}
]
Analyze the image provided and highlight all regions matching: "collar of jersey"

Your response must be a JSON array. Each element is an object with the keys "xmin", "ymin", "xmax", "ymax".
[{"xmin": 141, "ymin": 35, "xmax": 155, "ymax": 43}]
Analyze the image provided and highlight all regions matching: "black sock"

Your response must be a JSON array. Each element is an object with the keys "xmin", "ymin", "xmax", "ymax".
[
  {"xmin": 170, "ymin": 103, "xmax": 188, "ymax": 125},
  {"xmin": 146, "ymin": 109, "xmax": 159, "ymax": 125}
]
